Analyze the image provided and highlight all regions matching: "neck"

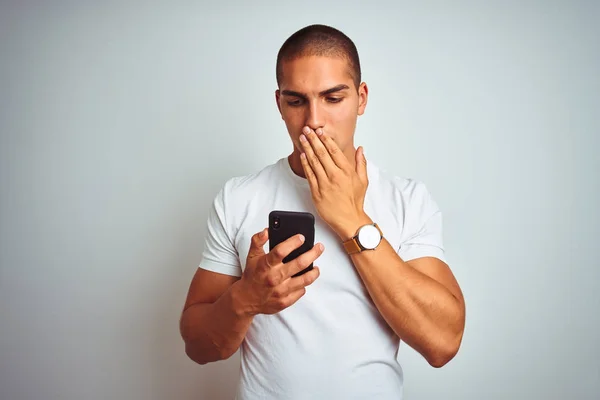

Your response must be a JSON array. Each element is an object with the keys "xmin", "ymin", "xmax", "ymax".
[{"xmin": 287, "ymin": 145, "xmax": 357, "ymax": 179}]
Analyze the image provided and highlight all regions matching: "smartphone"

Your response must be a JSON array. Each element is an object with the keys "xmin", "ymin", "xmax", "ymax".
[{"xmin": 268, "ymin": 210, "xmax": 315, "ymax": 277}]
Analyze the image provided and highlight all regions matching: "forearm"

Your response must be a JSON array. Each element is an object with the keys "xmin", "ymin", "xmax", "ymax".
[
  {"xmin": 351, "ymin": 239, "xmax": 464, "ymax": 366},
  {"xmin": 180, "ymin": 281, "xmax": 253, "ymax": 365}
]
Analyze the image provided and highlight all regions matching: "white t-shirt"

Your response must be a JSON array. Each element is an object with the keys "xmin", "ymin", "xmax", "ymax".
[{"xmin": 199, "ymin": 156, "xmax": 446, "ymax": 400}]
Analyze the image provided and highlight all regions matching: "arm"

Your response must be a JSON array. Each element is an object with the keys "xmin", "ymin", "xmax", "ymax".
[
  {"xmin": 296, "ymin": 126, "xmax": 465, "ymax": 368},
  {"xmin": 180, "ymin": 229, "xmax": 323, "ymax": 365},
  {"xmin": 340, "ymin": 216, "xmax": 465, "ymax": 368},
  {"xmin": 179, "ymin": 268, "xmax": 252, "ymax": 365}
]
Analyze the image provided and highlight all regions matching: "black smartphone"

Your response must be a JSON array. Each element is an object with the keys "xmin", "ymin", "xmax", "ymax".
[{"xmin": 268, "ymin": 210, "xmax": 315, "ymax": 277}]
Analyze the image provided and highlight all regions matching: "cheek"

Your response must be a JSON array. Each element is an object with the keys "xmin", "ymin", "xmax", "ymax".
[
  {"xmin": 330, "ymin": 103, "xmax": 357, "ymax": 131},
  {"xmin": 282, "ymin": 107, "xmax": 302, "ymax": 124},
  {"xmin": 284, "ymin": 118, "xmax": 304, "ymax": 142},
  {"xmin": 281, "ymin": 110, "xmax": 304, "ymax": 148}
]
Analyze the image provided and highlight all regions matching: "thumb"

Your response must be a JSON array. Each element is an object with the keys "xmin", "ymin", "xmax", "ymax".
[
  {"xmin": 355, "ymin": 146, "xmax": 368, "ymax": 184},
  {"xmin": 248, "ymin": 228, "xmax": 269, "ymax": 258}
]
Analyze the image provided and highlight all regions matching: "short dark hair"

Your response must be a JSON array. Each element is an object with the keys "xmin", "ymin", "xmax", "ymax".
[{"xmin": 276, "ymin": 24, "xmax": 361, "ymax": 90}]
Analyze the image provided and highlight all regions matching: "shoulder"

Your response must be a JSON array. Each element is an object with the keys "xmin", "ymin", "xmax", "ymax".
[
  {"xmin": 369, "ymin": 160, "xmax": 437, "ymax": 210},
  {"xmin": 217, "ymin": 158, "xmax": 284, "ymax": 205}
]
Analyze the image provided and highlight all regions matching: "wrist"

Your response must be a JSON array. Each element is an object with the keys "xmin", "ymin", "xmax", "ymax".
[
  {"xmin": 229, "ymin": 280, "xmax": 257, "ymax": 319},
  {"xmin": 336, "ymin": 212, "xmax": 373, "ymax": 241}
]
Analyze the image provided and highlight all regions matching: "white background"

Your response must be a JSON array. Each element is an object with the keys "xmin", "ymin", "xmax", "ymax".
[{"xmin": 1, "ymin": 1, "xmax": 599, "ymax": 399}]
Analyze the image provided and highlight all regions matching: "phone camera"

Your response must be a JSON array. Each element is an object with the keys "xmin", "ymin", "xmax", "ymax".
[{"xmin": 273, "ymin": 217, "xmax": 281, "ymax": 230}]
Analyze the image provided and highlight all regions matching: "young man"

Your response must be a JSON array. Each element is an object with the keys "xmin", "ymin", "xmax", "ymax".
[{"xmin": 180, "ymin": 24, "xmax": 465, "ymax": 399}]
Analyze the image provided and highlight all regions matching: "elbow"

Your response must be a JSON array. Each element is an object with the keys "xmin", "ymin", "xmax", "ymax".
[
  {"xmin": 180, "ymin": 313, "xmax": 218, "ymax": 365},
  {"xmin": 427, "ymin": 303, "xmax": 466, "ymax": 368},
  {"xmin": 426, "ymin": 349, "xmax": 456, "ymax": 368},
  {"xmin": 185, "ymin": 345, "xmax": 208, "ymax": 365},
  {"xmin": 184, "ymin": 342, "xmax": 216, "ymax": 365},
  {"xmin": 425, "ymin": 331, "xmax": 464, "ymax": 368},
  {"xmin": 184, "ymin": 340, "xmax": 237, "ymax": 365},
  {"xmin": 184, "ymin": 342, "xmax": 206, "ymax": 365}
]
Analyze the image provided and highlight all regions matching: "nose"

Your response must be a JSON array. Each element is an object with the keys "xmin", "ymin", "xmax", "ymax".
[{"xmin": 305, "ymin": 102, "xmax": 325, "ymax": 131}]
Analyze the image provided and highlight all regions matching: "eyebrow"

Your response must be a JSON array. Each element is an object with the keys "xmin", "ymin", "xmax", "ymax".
[{"xmin": 281, "ymin": 84, "xmax": 350, "ymax": 99}]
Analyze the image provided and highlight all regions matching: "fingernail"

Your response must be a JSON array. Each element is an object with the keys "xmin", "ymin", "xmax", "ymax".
[
  {"xmin": 316, "ymin": 128, "xmax": 323, "ymax": 136},
  {"xmin": 303, "ymin": 126, "xmax": 310, "ymax": 134},
  {"xmin": 319, "ymin": 243, "xmax": 324, "ymax": 251},
  {"xmin": 300, "ymin": 134, "xmax": 307, "ymax": 142},
  {"xmin": 259, "ymin": 229, "xmax": 265, "ymax": 238},
  {"xmin": 299, "ymin": 234, "xmax": 305, "ymax": 242}
]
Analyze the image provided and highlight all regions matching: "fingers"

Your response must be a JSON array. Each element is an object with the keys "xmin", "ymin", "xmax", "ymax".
[
  {"xmin": 299, "ymin": 127, "xmax": 329, "ymax": 180},
  {"xmin": 265, "ymin": 233, "xmax": 306, "ymax": 268},
  {"xmin": 277, "ymin": 288, "xmax": 307, "ymax": 310},
  {"xmin": 265, "ymin": 242, "xmax": 324, "ymax": 288},
  {"xmin": 316, "ymin": 129, "xmax": 349, "ymax": 170},
  {"xmin": 284, "ymin": 242, "xmax": 325, "ymax": 278},
  {"xmin": 284, "ymin": 266, "xmax": 320, "ymax": 293},
  {"xmin": 247, "ymin": 228, "xmax": 268, "ymax": 258},
  {"xmin": 355, "ymin": 146, "xmax": 368, "ymax": 185},
  {"xmin": 269, "ymin": 267, "xmax": 320, "ymax": 310},
  {"xmin": 300, "ymin": 152, "xmax": 320, "ymax": 194}
]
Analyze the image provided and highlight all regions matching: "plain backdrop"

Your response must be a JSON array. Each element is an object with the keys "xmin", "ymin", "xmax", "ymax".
[{"xmin": 1, "ymin": 1, "xmax": 599, "ymax": 399}]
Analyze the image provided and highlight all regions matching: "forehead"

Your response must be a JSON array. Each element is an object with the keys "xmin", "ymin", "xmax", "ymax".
[{"xmin": 279, "ymin": 55, "xmax": 354, "ymax": 91}]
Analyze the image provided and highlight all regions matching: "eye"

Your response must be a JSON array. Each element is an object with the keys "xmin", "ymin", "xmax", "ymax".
[
  {"xmin": 287, "ymin": 99, "xmax": 304, "ymax": 107},
  {"xmin": 326, "ymin": 97, "xmax": 343, "ymax": 103}
]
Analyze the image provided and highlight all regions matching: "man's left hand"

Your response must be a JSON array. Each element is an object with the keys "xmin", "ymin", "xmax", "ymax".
[{"xmin": 298, "ymin": 126, "xmax": 373, "ymax": 241}]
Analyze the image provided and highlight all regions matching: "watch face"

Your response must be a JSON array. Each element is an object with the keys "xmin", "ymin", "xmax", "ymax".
[{"xmin": 357, "ymin": 224, "xmax": 381, "ymax": 249}]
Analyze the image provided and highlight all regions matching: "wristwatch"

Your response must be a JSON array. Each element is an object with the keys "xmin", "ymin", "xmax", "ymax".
[{"xmin": 343, "ymin": 223, "xmax": 383, "ymax": 254}]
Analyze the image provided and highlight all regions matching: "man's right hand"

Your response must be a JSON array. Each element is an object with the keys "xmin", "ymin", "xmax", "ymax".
[{"xmin": 236, "ymin": 228, "xmax": 323, "ymax": 316}]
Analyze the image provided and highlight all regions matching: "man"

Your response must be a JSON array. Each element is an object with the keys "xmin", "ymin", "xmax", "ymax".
[{"xmin": 180, "ymin": 24, "xmax": 465, "ymax": 399}]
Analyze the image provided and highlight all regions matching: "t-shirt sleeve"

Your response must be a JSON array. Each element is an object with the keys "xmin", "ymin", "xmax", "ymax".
[
  {"xmin": 398, "ymin": 181, "xmax": 447, "ymax": 264},
  {"xmin": 198, "ymin": 182, "xmax": 242, "ymax": 277}
]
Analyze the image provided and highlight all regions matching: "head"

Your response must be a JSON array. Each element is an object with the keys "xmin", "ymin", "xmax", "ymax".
[{"xmin": 275, "ymin": 24, "xmax": 368, "ymax": 156}]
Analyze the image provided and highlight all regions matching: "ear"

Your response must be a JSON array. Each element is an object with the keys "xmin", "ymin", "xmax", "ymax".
[
  {"xmin": 357, "ymin": 82, "xmax": 369, "ymax": 116},
  {"xmin": 275, "ymin": 89, "xmax": 283, "ymax": 119}
]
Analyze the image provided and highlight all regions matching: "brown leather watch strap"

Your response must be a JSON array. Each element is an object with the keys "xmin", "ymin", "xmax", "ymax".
[{"xmin": 343, "ymin": 238, "xmax": 362, "ymax": 255}]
